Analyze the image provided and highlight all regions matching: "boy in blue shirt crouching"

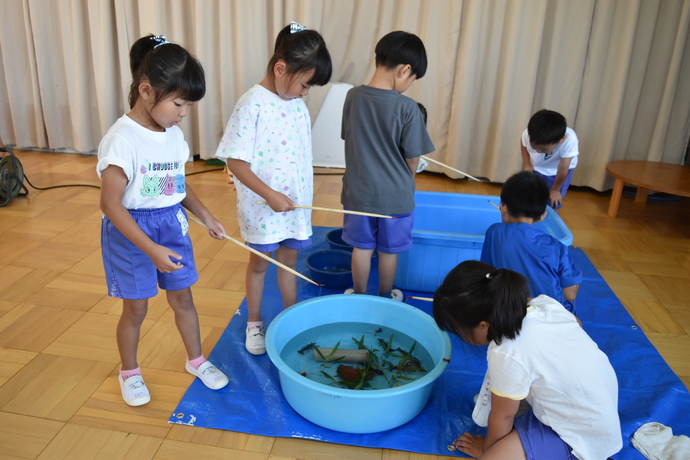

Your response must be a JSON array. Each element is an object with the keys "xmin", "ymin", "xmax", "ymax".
[{"xmin": 481, "ymin": 171, "xmax": 581, "ymax": 314}]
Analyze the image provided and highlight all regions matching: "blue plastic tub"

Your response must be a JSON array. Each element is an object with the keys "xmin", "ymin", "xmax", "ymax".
[
  {"xmin": 326, "ymin": 228, "xmax": 352, "ymax": 252},
  {"xmin": 265, "ymin": 294, "xmax": 452, "ymax": 433},
  {"xmin": 325, "ymin": 228, "xmax": 377, "ymax": 267},
  {"xmin": 394, "ymin": 192, "xmax": 574, "ymax": 293},
  {"xmin": 305, "ymin": 249, "xmax": 353, "ymax": 289}
]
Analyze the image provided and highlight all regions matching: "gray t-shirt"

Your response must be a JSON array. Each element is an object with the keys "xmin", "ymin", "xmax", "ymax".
[{"xmin": 340, "ymin": 85, "xmax": 435, "ymax": 214}]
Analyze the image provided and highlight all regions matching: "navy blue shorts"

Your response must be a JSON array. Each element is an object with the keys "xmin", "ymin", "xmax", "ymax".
[
  {"xmin": 246, "ymin": 237, "xmax": 312, "ymax": 253},
  {"xmin": 101, "ymin": 204, "xmax": 198, "ymax": 299},
  {"xmin": 535, "ymin": 169, "xmax": 574, "ymax": 209},
  {"xmin": 341, "ymin": 210, "xmax": 414, "ymax": 254},
  {"xmin": 514, "ymin": 409, "xmax": 576, "ymax": 460}
]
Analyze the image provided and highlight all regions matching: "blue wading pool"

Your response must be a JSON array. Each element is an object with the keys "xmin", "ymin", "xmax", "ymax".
[
  {"xmin": 395, "ymin": 191, "xmax": 574, "ymax": 293},
  {"xmin": 265, "ymin": 294, "xmax": 452, "ymax": 434}
]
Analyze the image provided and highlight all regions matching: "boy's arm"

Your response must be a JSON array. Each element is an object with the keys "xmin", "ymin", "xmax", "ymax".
[
  {"xmin": 520, "ymin": 142, "xmax": 533, "ymax": 171},
  {"xmin": 225, "ymin": 158, "xmax": 295, "ymax": 212},
  {"xmin": 405, "ymin": 157, "xmax": 420, "ymax": 176},
  {"xmin": 563, "ymin": 284, "xmax": 579, "ymax": 302},
  {"xmin": 180, "ymin": 185, "xmax": 225, "ymax": 239},
  {"xmin": 549, "ymin": 157, "xmax": 573, "ymax": 207},
  {"xmin": 100, "ymin": 166, "xmax": 184, "ymax": 273}
]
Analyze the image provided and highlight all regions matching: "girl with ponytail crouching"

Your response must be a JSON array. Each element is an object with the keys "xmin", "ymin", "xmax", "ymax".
[{"xmin": 433, "ymin": 260, "xmax": 621, "ymax": 460}]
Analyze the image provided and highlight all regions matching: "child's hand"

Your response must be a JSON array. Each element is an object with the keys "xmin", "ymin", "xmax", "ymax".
[
  {"xmin": 265, "ymin": 191, "xmax": 295, "ymax": 213},
  {"xmin": 454, "ymin": 432, "xmax": 485, "ymax": 458},
  {"xmin": 549, "ymin": 189, "xmax": 563, "ymax": 208},
  {"xmin": 203, "ymin": 216, "xmax": 226, "ymax": 240},
  {"xmin": 148, "ymin": 245, "xmax": 184, "ymax": 273}
]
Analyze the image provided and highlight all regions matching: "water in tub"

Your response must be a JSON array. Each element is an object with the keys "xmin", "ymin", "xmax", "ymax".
[{"xmin": 280, "ymin": 322, "xmax": 434, "ymax": 390}]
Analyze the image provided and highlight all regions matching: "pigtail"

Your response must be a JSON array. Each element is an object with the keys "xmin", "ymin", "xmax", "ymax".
[{"xmin": 486, "ymin": 268, "xmax": 530, "ymax": 344}]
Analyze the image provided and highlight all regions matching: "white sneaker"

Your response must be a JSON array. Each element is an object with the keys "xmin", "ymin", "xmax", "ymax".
[
  {"xmin": 390, "ymin": 289, "xmax": 403, "ymax": 302},
  {"xmin": 118, "ymin": 373, "xmax": 150, "ymax": 406},
  {"xmin": 185, "ymin": 360, "xmax": 229, "ymax": 390},
  {"xmin": 245, "ymin": 325, "xmax": 266, "ymax": 355},
  {"xmin": 344, "ymin": 288, "xmax": 355, "ymax": 294}
]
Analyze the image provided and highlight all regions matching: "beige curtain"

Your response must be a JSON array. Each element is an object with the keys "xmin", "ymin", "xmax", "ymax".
[{"xmin": 1, "ymin": 0, "xmax": 689, "ymax": 191}]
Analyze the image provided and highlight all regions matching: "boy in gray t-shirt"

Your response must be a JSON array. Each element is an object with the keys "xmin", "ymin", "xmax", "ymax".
[{"xmin": 340, "ymin": 31, "xmax": 435, "ymax": 300}]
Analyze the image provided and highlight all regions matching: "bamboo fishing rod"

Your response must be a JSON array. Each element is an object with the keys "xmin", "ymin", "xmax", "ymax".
[
  {"xmin": 256, "ymin": 201, "xmax": 393, "ymax": 219},
  {"xmin": 187, "ymin": 215, "xmax": 322, "ymax": 287},
  {"xmin": 423, "ymin": 156, "xmax": 483, "ymax": 183}
]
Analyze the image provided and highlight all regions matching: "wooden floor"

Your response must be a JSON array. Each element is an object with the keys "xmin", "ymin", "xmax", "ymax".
[{"xmin": 0, "ymin": 150, "xmax": 688, "ymax": 459}]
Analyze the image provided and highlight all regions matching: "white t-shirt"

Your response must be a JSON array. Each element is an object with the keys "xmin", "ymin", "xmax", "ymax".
[
  {"xmin": 486, "ymin": 295, "xmax": 622, "ymax": 460},
  {"xmin": 97, "ymin": 115, "xmax": 188, "ymax": 209},
  {"xmin": 215, "ymin": 84, "xmax": 313, "ymax": 244},
  {"xmin": 521, "ymin": 127, "xmax": 579, "ymax": 176}
]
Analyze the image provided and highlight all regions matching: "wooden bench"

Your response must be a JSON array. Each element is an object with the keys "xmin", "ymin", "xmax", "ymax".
[{"xmin": 606, "ymin": 160, "xmax": 690, "ymax": 217}]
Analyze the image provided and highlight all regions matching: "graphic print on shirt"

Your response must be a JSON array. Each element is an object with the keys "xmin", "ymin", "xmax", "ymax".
[{"xmin": 138, "ymin": 160, "xmax": 185, "ymax": 198}]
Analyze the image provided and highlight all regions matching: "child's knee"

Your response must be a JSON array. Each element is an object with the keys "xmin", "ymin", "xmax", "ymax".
[
  {"xmin": 166, "ymin": 288, "xmax": 195, "ymax": 311},
  {"xmin": 248, "ymin": 257, "xmax": 271, "ymax": 274},
  {"xmin": 275, "ymin": 247, "xmax": 298, "ymax": 268},
  {"xmin": 122, "ymin": 300, "xmax": 148, "ymax": 323}
]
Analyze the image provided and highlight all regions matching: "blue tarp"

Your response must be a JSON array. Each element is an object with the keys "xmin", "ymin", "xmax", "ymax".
[{"xmin": 169, "ymin": 227, "xmax": 690, "ymax": 458}]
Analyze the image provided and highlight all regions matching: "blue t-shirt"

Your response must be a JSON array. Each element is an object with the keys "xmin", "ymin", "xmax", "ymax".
[{"xmin": 480, "ymin": 223, "xmax": 582, "ymax": 312}]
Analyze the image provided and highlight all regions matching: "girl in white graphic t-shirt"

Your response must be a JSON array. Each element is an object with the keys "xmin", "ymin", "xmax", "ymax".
[
  {"xmin": 215, "ymin": 22, "xmax": 332, "ymax": 356},
  {"xmin": 433, "ymin": 260, "xmax": 622, "ymax": 460},
  {"xmin": 99, "ymin": 35, "xmax": 229, "ymax": 406}
]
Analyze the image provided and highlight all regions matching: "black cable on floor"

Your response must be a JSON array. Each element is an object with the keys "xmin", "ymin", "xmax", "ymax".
[{"xmin": 23, "ymin": 173, "xmax": 101, "ymax": 190}]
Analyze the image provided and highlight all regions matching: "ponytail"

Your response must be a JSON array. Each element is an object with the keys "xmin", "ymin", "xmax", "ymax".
[{"xmin": 485, "ymin": 268, "xmax": 530, "ymax": 344}]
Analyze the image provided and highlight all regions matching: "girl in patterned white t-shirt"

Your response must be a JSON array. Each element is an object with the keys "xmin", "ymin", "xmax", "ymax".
[{"xmin": 215, "ymin": 22, "xmax": 332, "ymax": 355}]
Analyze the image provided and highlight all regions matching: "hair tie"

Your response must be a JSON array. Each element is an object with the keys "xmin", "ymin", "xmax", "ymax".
[
  {"xmin": 152, "ymin": 35, "xmax": 171, "ymax": 48},
  {"xmin": 486, "ymin": 269, "xmax": 497, "ymax": 280},
  {"xmin": 486, "ymin": 272, "xmax": 492, "ymax": 279},
  {"xmin": 290, "ymin": 21, "xmax": 308, "ymax": 33}
]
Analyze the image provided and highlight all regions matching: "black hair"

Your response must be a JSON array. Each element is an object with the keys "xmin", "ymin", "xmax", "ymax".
[
  {"xmin": 375, "ymin": 31, "xmax": 428, "ymax": 79},
  {"xmin": 268, "ymin": 24, "xmax": 332, "ymax": 87},
  {"xmin": 433, "ymin": 260, "xmax": 530, "ymax": 346},
  {"xmin": 417, "ymin": 102, "xmax": 428, "ymax": 126},
  {"xmin": 500, "ymin": 171, "xmax": 549, "ymax": 220},
  {"xmin": 128, "ymin": 35, "xmax": 205, "ymax": 109},
  {"xmin": 527, "ymin": 109, "xmax": 567, "ymax": 145}
]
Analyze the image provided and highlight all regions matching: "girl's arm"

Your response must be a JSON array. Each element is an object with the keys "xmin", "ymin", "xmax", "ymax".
[
  {"xmin": 226, "ymin": 158, "xmax": 295, "ymax": 212},
  {"xmin": 454, "ymin": 392, "xmax": 521, "ymax": 457},
  {"xmin": 181, "ymin": 184, "xmax": 225, "ymax": 239},
  {"xmin": 100, "ymin": 165, "xmax": 184, "ymax": 273},
  {"xmin": 483, "ymin": 393, "xmax": 520, "ymax": 450}
]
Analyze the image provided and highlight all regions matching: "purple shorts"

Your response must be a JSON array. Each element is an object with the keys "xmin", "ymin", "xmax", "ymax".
[
  {"xmin": 247, "ymin": 237, "xmax": 312, "ymax": 253},
  {"xmin": 535, "ymin": 169, "xmax": 574, "ymax": 209},
  {"xmin": 101, "ymin": 204, "xmax": 198, "ymax": 299},
  {"xmin": 341, "ymin": 210, "xmax": 414, "ymax": 254},
  {"xmin": 514, "ymin": 409, "xmax": 576, "ymax": 460}
]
